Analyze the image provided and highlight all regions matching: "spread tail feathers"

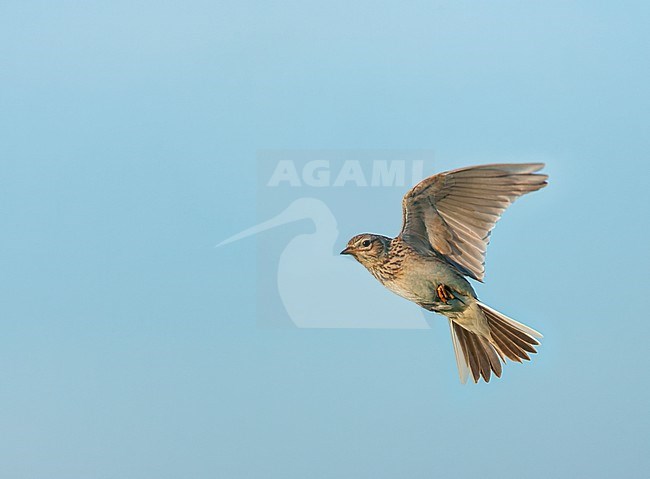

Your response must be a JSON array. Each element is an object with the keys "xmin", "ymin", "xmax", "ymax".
[{"xmin": 449, "ymin": 302, "xmax": 542, "ymax": 383}]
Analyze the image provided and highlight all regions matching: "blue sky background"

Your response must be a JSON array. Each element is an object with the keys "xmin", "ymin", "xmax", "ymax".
[{"xmin": 1, "ymin": 1, "xmax": 649, "ymax": 478}]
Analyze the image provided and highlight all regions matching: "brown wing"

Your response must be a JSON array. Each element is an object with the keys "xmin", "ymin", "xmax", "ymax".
[{"xmin": 399, "ymin": 163, "xmax": 548, "ymax": 281}]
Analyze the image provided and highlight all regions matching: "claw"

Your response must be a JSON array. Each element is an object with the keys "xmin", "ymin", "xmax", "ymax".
[{"xmin": 436, "ymin": 284, "xmax": 454, "ymax": 303}]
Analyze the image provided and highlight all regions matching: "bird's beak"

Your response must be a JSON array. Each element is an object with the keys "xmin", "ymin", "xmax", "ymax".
[{"xmin": 340, "ymin": 246, "xmax": 354, "ymax": 255}]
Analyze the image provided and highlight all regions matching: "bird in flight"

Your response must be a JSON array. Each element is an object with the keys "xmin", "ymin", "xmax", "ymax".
[{"xmin": 341, "ymin": 163, "xmax": 548, "ymax": 383}]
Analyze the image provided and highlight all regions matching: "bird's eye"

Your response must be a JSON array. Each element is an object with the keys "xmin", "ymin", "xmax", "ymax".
[{"xmin": 362, "ymin": 239, "xmax": 371, "ymax": 247}]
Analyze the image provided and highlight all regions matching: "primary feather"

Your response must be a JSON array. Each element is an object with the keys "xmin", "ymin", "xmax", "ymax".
[{"xmin": 399, "ymin": 163, "xmax": 548, "ymax": 281}]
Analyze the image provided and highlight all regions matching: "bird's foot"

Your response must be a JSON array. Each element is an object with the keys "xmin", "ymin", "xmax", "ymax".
[{"xmin": 436, "ymin": 284, "xmax": 455, "ymax": 303}]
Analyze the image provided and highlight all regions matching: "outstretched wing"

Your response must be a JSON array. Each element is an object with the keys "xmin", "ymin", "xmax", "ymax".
[{"xmin": 399, "ymin": 163, "xmax": 548, "ymax": 281}]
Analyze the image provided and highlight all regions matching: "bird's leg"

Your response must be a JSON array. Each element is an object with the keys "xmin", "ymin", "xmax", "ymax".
[{"xmin": 436, "ymin": 284, "xmax": 455, "ymax": 303}]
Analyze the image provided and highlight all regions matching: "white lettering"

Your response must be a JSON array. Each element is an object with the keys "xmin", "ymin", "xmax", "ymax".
[
  {"xmin": 411, "ymin": 160, "xmax": 425, "ymax": 185},
  {"xmin": 371, "ymin": 160, "xmax": 405, "ymax": 186},
  {"xmin": 302, "ymin": 160, "xmax": 330, "ymax": 187},
  {"xmin": 267, "ymin": 160, "xmax": 301, "ymax": 187},
  {"xmin": 333, "ymin": 160, "xmax": 367, "ymax": 187}
]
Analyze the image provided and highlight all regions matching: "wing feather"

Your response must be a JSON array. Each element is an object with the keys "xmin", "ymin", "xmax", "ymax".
[{"xmin": 400, "ymin": 163, "xmax": 547, "ymax": 281}]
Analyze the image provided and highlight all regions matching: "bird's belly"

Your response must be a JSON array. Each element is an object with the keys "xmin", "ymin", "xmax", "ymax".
[
  {"xmin": 383, "ymin": 276, "xmax": 436, "ymax": 305},
  {"xmin": 382, "ymin": 258, "xmax": 475, "ymax": 308}
]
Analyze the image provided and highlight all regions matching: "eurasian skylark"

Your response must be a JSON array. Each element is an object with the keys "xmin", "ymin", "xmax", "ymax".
[{"xmin": 341, "ymin": 163, "xmax": 548, "ymax": 383}]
